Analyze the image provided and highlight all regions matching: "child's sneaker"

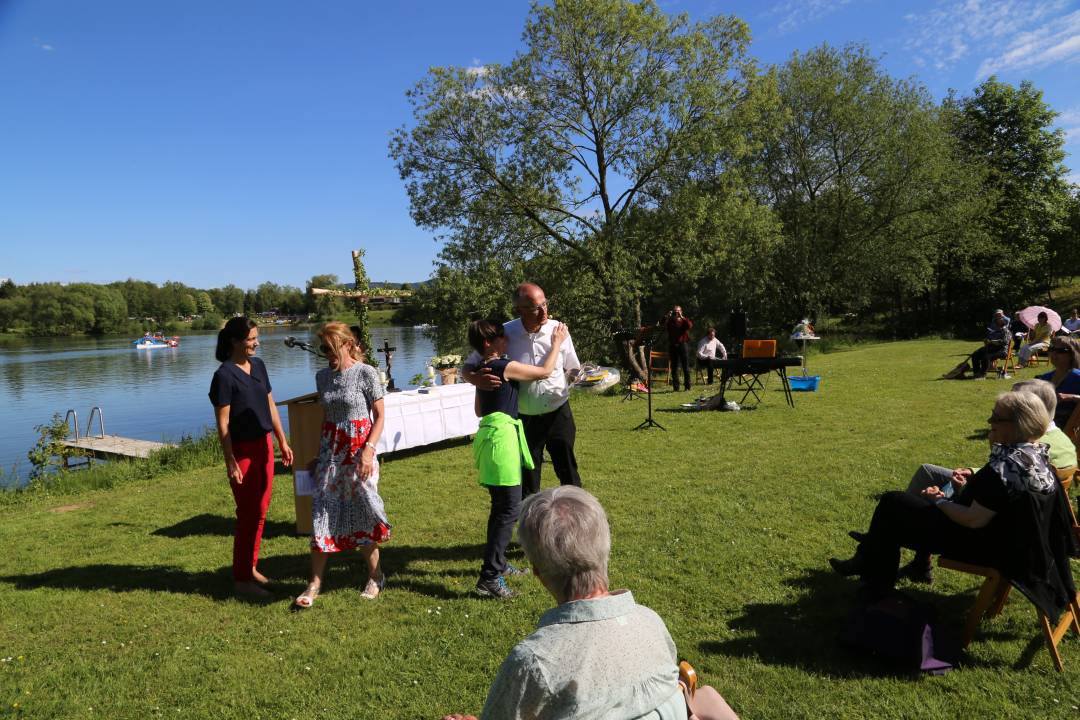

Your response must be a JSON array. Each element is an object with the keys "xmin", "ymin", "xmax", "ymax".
[{"xmin": 476, "ymin": 576, "xmax": 516, "ymax": 599}]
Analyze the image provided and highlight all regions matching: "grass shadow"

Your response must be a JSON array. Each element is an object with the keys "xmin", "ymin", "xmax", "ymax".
[
  {"xmin": 0, "ymin": 543, "xmax": 498, "ymax": 602},
  {"xmin": 699, "ymin": 567, "xmax": 1017, "ymax": 677},
  {"xmin": 151, "ymin": 513, "xmax": 296, "ymax": 539}
]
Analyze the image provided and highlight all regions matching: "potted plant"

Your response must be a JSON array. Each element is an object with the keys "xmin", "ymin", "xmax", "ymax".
[{"xmin": 430, "ymin": 354, "xmax": 462, "ymax": 385}]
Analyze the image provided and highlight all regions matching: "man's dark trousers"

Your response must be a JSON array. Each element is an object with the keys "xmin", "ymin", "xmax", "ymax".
[
  {"xmin": 520, "ymin": 401, "xmax": 581, "ymax": 498},
  {"xmin": 670, "ymin": 342, "xmax": 691, "ymax": 390}
]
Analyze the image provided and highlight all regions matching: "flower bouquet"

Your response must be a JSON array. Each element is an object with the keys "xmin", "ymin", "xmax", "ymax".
[{"xmin": 430, "ymin": 354, "xmax": 462, "ymax": 385}]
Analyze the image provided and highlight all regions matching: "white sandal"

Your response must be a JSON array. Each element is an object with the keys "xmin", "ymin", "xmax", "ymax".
[
  {"xmin": 360, "ymin": 572, "xmax": 385, "ymax": 600},
  {"xmin": 293, "ymin": 583, "xmax": 320, "ymax": 609}
]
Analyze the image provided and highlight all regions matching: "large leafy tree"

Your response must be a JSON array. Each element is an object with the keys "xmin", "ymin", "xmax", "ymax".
[
  {"xmin": 949, "ymin": 78, "xmax": 1070, "ymax": 308},
  {"xmin": 391, "ymin": 0, "xmax": 758, "ymax": 348},
  {"xmin": 751, "ymin": 44, "xmax": 982, "ymax": 327}
]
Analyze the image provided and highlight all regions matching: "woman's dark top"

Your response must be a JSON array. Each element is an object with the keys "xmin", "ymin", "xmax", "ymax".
[
  {"xmin": 208, "ymin": 356, "xmax": 274, "ymax": 441},
  {"xmin": 1038, "ymin": 368, "xmax": 1080, "ymax": 427},
  {"xmin": 476, "ymin": 357, "xmax": 519, "ymax": 418}
]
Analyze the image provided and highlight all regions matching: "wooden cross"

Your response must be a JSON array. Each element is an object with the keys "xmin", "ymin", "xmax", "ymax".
[{"xmin": 380, "ymin": 339, "xmax": 398, "ymax": 390}]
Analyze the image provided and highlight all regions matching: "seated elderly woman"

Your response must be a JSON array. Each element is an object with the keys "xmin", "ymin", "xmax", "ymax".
[
  {"xmin": 830, "ymin": 391, "xmax": 1056, "ymax": 594},
  {"xmin": 1017, "ymin": 311, "xmax": 1053, "ymax": 367},
  {"xmin": 1038, "ymin": 336, "xmax": 1080, "ymax": 430},
  {"xmin": 886, "ymin": 380, "xmax": 1075, "ymax": 584},
  {"xmin": 442, "ymin": 486, "xmax": 737, "ymax": 720}
]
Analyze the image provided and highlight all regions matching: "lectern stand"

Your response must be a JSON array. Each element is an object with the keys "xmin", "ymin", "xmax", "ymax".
[{"xmin": 277, "ymin": 392, "xmax": 324, "ymax": 535}]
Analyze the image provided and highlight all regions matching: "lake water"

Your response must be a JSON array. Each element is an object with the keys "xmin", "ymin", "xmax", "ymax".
[{"xmin": 0, "ymin": 325, "xmax": 437, "ymax": 486}]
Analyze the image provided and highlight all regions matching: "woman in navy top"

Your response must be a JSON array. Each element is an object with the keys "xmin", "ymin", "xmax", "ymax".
[
  {"xmin": 209, "ymin": 316, "xmax": 293, "ymax": 599},
  {"xmin": 1038, "ymin": 337, "xmax": 1080, "ymax": 428},
  {"xmin": 467, "ymin": 318, "xmax": 568, "ymax": 599}
]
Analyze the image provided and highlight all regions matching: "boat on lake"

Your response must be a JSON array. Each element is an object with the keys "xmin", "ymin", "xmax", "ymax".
[{"xmin": 133, "ymin": 333, "xmax": 180, "ymax": 349}]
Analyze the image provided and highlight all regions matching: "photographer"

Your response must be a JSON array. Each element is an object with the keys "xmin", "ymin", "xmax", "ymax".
[{"xmin": 663, "ymin": 305, "xmax": 694, "ymax": 392}]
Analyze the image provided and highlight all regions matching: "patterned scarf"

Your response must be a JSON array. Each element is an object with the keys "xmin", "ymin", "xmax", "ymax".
[{"xmin": 988, "ymin": 442, "xmax": 1055, "ymax": 495}]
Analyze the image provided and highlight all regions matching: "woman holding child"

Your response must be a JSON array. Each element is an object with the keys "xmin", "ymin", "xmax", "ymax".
[
  {"xmin": 468, "ymin": 318, "xmax": 568, "ymax": 599},
  {"xmin": 294, "ymin": 322, "xmax": 389, "ymax": 608}
]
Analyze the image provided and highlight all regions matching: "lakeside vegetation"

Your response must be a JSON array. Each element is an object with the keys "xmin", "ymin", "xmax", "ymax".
[
  {"xmin": 1, "ymin": 339, "xmax": 1076, "ymax": 719},
  {"xmin": 390, "ymin": 0, "xmax": 1079, "ymax": 365},
  {"xmin": 0, "ymin": 277, "xmax": 416, "ymax": 338}
]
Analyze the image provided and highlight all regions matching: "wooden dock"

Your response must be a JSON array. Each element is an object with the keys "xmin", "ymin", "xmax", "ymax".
[{"xmin": 61, "ymin": 436, "xmax": 175, "ymax": 460}]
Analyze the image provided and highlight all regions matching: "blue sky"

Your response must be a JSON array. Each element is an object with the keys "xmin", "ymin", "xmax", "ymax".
[{"xmin": 1, "ymin": 0, "xmax": 1077, "ymax": 289}]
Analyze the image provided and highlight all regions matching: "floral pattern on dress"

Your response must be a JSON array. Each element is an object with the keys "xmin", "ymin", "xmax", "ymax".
[{"xmin": 312, "ymin": 363, "xmax": 390, "ymax": 553}]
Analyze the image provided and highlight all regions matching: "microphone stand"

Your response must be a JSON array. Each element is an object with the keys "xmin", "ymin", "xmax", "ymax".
[{"xmin": 633, "ymin": 335, "xmax": 665, "ymax": 431}]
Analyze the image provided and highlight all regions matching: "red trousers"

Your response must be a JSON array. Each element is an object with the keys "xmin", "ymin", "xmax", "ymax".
[{"xmin": 229, "ymin": 434, "xmax": 275, "ymax": 582}]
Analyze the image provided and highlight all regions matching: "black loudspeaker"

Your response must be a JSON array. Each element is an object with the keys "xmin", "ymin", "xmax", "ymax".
[{"xmin": 729, "ymin": 309, "xmax": 748, "ymax": 339}]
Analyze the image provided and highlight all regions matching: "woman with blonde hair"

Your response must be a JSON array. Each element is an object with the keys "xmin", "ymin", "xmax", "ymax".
[{"xmin": 295, "ymin": 322, "xmax": 389, "ymax": 608}]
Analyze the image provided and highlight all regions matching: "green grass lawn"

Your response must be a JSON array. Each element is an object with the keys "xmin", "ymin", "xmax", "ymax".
[{"xmin": 2, "ymin": 339, "xmax": 1079, "ymax": 719}]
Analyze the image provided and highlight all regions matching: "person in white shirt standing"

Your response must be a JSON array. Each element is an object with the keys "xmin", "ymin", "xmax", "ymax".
[
  {"xmin": 464, "ymin": 283, "xmax": 582, "ymax": 498},
  {"xmin": 695, "ymin": 327, "xmax": 727, "ymax": 385}
]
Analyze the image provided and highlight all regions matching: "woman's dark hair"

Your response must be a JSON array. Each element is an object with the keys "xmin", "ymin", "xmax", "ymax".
[
  {"xmin": 215, "ymin": 316, "xmax": 257, "ymax": 362},
  {"xmin": 468, "ymin": 319, "xmax": 505, "ymax": 354},
  {"xmin": 1037, "ymin": 311, "xmax": 1048, "ymax": 322}
]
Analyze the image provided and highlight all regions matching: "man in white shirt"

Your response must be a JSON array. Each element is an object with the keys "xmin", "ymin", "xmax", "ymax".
[
  {"xmin": 695, "ymin": 327, "xmax": 727, "ymax": 385},
  {"xmin": 1064, "ymin": 308, "xmax": 1080, "ymax": 335},
  {"xmin": 464, "ymin": 283, "xmax": 582, "ymax": 497}
]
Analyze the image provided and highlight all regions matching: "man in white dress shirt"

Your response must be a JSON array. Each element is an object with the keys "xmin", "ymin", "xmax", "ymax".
[
  {"xmin": 695, "ymin": 327, "xmax": 727, "ymax": 385},
  {"xmin": 464, "ymin": 283, "xmax": 582, "ymax": 498}
]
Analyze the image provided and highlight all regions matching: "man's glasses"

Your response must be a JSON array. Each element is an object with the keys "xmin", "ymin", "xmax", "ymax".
[{"xmin": 518, "ymin": 301, "xmax": 549, "ymax": 314}]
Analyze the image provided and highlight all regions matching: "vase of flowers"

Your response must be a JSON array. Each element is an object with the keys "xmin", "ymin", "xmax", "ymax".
[{"xmin": 430, "ymin": 354, "xmax": 462, "ymax": 385}]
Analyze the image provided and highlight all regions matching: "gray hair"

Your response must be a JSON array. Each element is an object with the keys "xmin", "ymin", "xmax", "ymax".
[
  {"xmin": 1011, "ymin": 379, "xmax": 1057, "ymax": 419},
  {"xmin": 517, "ymin": 486, "xmax": 610, "ymax": 601},
  {"xmin": 996, "ymin": 391, "xmax": 1050, "ymax": 441}
]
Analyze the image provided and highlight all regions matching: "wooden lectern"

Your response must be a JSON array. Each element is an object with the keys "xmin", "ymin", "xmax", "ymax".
[{"xmin": 276, "ymin": 392, "xmax": 324, "ymax": 534}]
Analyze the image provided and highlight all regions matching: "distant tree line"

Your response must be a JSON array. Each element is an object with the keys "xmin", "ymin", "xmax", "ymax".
[
  {"xmin": 390, "ymin": 0, "xmax": 1080, "ymax": 361},
  {"xmin": 0, "ymin": 274, "xmax": 366, "ymax": 336}
]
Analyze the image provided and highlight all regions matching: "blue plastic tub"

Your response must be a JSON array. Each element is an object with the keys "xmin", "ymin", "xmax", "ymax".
[{"xmin": 789, "ymin": 375, "xmax": 821, "ymax": 392}]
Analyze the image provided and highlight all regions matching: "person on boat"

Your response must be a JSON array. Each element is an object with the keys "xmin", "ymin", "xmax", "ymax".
[
  {"xmin": 208, "ymin": 316, "xmax": 293, "ymax": 599},
  {"xmin": 294, "ymin": 322, "xmax": 389, "ymax": 608}
]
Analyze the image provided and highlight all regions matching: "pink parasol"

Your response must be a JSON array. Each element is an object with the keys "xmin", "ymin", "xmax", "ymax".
[{"xmin": 1016, "ymin": 306, "xmax": 1061, "ymax": 332}]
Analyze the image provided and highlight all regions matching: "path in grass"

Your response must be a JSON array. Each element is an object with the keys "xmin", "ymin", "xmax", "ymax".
[{"xmin": 1, "ymin": 339, "xmax": 1077, "ymax": 719}]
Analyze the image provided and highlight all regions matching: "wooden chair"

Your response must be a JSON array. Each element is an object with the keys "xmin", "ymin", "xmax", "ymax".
[
  {"xmin": 1063, "ymin": 401, "xmax": 1080, "ymax": 446},
  {"xmin": 992, "ymin": 342, "xmax": 1018, "ymax": 376},
  {"xmin": 648, "ymin": 351, "xmax": 670, "ymax": 381},
  {"xmin": 938, "ymin": 480, "xmax": 1080, "ymax": 671},
  {"xmin": 937, "ymin": 556, "xmax": 1080, "ymax": 671}
]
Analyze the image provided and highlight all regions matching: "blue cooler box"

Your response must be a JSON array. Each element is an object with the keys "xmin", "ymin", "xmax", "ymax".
[{"xmin": 789, "ymin": 375, "xmax": 821, "ymax": 392}]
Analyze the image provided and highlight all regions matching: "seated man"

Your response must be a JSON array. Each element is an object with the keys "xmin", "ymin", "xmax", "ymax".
[
  {"xmin": 1063, "ymin": 308, "xmax": 1080, "ymax": 336},
  {"xmin": 442, "ymin": 486, "xmax": 737, "ymax": 720},
  {"xmin": 1017, "ymin": 311, "xmax": 1053, "ymax": 367},
  {"xmin": 942, "ymin": 315, "xmax": 1009, "ymax": 379},
  {"xmin": 695, "ymin": 327, "xmax": 727, "ymax": 385},
  {"xmin": 885, "ymin": 379, "xmax": 1075, "ymax": 583}
]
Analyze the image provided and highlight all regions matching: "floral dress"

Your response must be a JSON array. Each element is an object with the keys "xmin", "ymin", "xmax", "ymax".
[{"xmin": 312, "ymin": 362, "xmax": 390, "ymax": 553}]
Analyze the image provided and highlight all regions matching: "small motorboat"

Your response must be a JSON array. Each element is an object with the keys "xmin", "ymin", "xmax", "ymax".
[{"xmin": 133, "ymin": 333, "xmax": 180, "ymax": 349}]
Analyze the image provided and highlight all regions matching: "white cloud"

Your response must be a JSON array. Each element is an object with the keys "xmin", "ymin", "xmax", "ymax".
[
  {"xmin": 768, "ymin": 0, "xmax": 853, "ymax": 35},
  {"xmin": 32, "ymin": 36, "xmax": 54, "ymax": 52},
  {"xmin": 976, "ymin": 9, "xmax": 1080, "ymax": 78},
  {"xmin": 902, "ymin": 0, "xmax": 1075, "ymax": 74}
]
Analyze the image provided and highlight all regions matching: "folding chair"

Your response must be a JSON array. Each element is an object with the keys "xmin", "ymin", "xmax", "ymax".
[
  {"xmin": 937, "ymin": 557, "xmax": 1080, "ymax": 671},
  {"xmin": 937, "ymin": 481, "xmax": 1080, "ymax": 671},
  {"xmin": 992, "ymin": 342, "xmax": 1018, "ymax": 376},
  {"xmin": 648, "ymin": 351, "xmax": 670, "ymax": 384}
]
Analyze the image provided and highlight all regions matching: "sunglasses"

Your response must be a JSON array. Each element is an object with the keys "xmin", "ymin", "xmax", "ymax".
[
  {"xmin": 987, "ymin": 413, "xmax": 1012, "ymax": 424},
  {"xmin": 1050, "ymin": 346, "xmax": 1069, "ymax": 353}
]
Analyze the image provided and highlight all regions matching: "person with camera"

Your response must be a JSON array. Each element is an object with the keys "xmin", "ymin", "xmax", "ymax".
[{"xmin": 664, "ymin": 305, "xmax": 694, "ymax": 392}]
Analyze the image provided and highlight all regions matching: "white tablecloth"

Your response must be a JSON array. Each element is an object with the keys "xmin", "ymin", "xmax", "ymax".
[{"xmin": 375, "ymin": 383, "xmax": 478, "ymax": 454}]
